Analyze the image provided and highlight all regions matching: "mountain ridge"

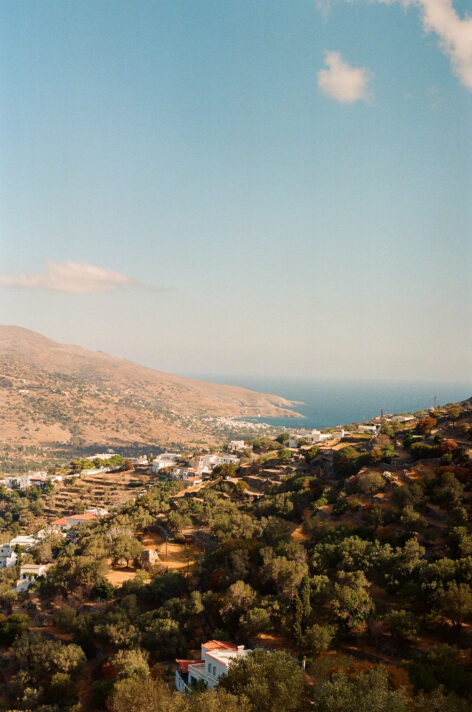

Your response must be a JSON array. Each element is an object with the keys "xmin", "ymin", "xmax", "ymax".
[{"xmin": 0, "ymin": 325, "xmax": 300, "ymax": 451}]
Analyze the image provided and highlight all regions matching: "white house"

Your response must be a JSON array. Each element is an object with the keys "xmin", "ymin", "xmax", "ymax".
[
  {"xmin": 289, "ymin": 429, "xmax": 338, "ymax": 448},
  {"xmin": 2, "ymin": 475, "xmax": 33, "ymax": 489},
  {"xmin": 51, "ymin": 512, "xmax": 98, "ymax": 531},
  {"xmin": 171, "ymin": 467, "xmax": 199, "ymax": 481},
  {"xmin": 357, "ymin": 424, "xmax": 379, "ymax": 435},
  {"xmin": 216, "ymin": 454, "xmax": 240, "ymax": 466},
  {"xmin": 89, "ymin": 452, "xmax": 118, "ymax": 461},
  {"xmin": 131, "ymin": 456, "xmax": 149, "ymax": 466},
  {"xmin": 391, "ymin": 415, "xmax": 415, "ymax": 423},
  {"xmin": 0, "ymin": 544, "xmax": 17, "ymax": 568},
  {"xmin": 227, "ymin": 440, "xmax": 246, "ymax": 452},
  {"xmin": 9, "ymin": 534, "xmax": 37, "ymax": 549},
  {"xmin": 151, "ymin": 453, "xmax": 182, "ymax": 474},
  {"xmin": 15, "ymin": 563, "xmax": 51, "ymax": 592},
  {"xmin": 175, "ymin": 640, "xmax": 248, "ymax": 692},
  {"xmin": 189, "ymin": 454, "xmax": 239, "ymax": 476},
  {"xmin": 185, "ymin": 476, "xmax": 203, "ymax": 486},
  {"xmin": 189, "ymin": 455, "xmax": 211, "ymax": 474},
  {"xmin": 1, "ymin": 471, "xmax": 60, "ymax": 490},
  {"xmin": 85, "ymin": 507, "xmax": 109, "ymax": 517}
]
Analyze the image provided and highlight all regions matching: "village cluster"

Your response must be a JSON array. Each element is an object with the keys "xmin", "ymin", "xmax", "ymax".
[
  {"xmin": 0, "ymin": 452, "xmax": 122, "ymax": 491},
  {"xmin": 150, "ymin": 441, "xmax": 245, "ymax": 485},
  {"xmin": 0, "ymin": 508, "xmax": 109, "ymax": 592}
]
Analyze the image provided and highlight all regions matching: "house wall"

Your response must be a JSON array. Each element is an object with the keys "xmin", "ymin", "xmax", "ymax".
[
  {"xmin": 0, "ymin": 544, "xmax": 17, "ymax": 568},
  {"xmin": 202, "ymin": 651, "xmax": 228, "ymax": 680}
]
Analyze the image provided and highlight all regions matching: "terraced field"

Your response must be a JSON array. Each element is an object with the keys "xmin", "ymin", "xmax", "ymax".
[{"xmin": 41, "ymin": 469, "xmax": 155, "ymax": 522}]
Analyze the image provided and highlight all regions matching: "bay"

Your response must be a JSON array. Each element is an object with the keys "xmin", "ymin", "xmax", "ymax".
[{"xmin": 191, "ymin": 376, "xmax": 472, "ymax": 430}]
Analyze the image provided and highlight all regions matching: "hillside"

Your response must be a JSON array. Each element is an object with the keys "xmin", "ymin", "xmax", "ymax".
[
  {"xmin": 1, "ymin": 398, "xmax": 472, "ymax": 711},
  {"xmin": 0, "ymin": 326, "xmax": 299, "ymax": 453}
]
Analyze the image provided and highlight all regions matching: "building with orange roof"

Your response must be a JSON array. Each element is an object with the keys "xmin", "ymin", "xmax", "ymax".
[
  {"xmin": 51, "ymin": 512, "xmax": 100, "ymax": 531},
  {"xmin": 175, "ymin": 640, "xmax": 248, "ymax": 692}
]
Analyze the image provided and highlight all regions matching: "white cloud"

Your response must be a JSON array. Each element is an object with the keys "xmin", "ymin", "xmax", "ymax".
[
  {"xmin": 344, "ymin": 0, "xmax": 472, "ymax": 89},
  {"xmin": 317, "ymin": 51, "xmax": 372, "ymax": 103},
  {"xmin": 416, "ymin": 0, "xmax": 472, "ymax": 89},
  {"xmin": 0, "ymin": 261, "xmax": 141, "ymax": 294}
]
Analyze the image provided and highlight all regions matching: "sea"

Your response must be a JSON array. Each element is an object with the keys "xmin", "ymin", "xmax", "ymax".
[{"xmin": 192, "ymin": 376, "xmax": 472, "ymax": 430}]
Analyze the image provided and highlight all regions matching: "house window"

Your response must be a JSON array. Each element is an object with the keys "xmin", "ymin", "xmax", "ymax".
[{"xmin": 213, "ymin": 665, "xmax": 216, "ymax": 676}]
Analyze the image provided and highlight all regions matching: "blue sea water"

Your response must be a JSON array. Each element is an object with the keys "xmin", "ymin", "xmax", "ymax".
[{"xmin": 192, "ymin": 376, "xmax": 472, "ymax": 429}]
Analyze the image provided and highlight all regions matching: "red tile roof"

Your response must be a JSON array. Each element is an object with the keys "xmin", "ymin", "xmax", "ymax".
[
  {"xmin": 51, "ymin": 518, "xmax": 68, "ymax": 526},
  {"xmin": 203, "ymin": 640, "xmax": 238, "ymax": 651},
  {"xmin": 176, "ymin": 659, "xmax": 204, "ymax": 673}
]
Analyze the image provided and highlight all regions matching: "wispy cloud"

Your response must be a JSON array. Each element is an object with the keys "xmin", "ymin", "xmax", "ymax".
[
  {"xmin": 0, "ymin": 261, "xmax": 142, "ymax": 294},
  {"xmin": 317, "ymin": 51, "xmax": 372, "ymax": 103},
  {"xmin": 342, "ymin": 0, "xmax": 472, "ymax": 90}
]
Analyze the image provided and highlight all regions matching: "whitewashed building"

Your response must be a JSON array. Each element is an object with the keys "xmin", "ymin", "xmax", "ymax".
[
  {"xmin": 0, "ymin": 544, "xmax": 17, "ymax": 568},
  {"xmin": 189, "ymin": 454, "xmax": 240, "ymax": 475},
  {"xmin": 172, "ymin": 467, "xmax": 199, "ymax": 481},
  {"xmin": 85, "ymin": 507, "xmax": 109, "ymax": 517},
  {"xmin": 2, "ymin": 475, "xmax": 34, "ymax": 489},
  {"xmin": 175, "ymin": 640, "xmax": 248, "ymax": 692},
  {"xmin": 89, "ymin": 452, "xmax": 118, "ymax": 460},
  {"xmin": 51, "ymin": 512, "xmax": 99, "ymax": 531},
  {"xmin": 15, "ymin": 563, "xmax": 51, "ymax": 592},
  {"xmin": 151, "ymin": 453, "xmax": 182, "ymax": 474},
  {"xmin": 357, "ymin": 424, "xmax": 379, "ymax": 435},
  {"xmin": 131, "ymin": 456, "xmax": 149, "ymax": 466},
  {"xmin": 1, "ymin": 472, "xmax": 60, "ymax": 490},
  {"xmin": 216, "ymin": 454, "xmax": 240, "ymax": 466},
  {"xmin": 9, "ymin": 535, "xmax": 38, "ymax": 549},
  {"xmin": 227, "ymin": 440, "xmax": 246, "ymax": 452},
  {"xmin": 289, "ymin": 429, "xmax": 338, "ymax": 448}
]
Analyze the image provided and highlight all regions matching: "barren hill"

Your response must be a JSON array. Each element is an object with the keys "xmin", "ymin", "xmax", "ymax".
[{"xmin": 0, "ymin": 326, "xmax": 299, "ymax": 449}]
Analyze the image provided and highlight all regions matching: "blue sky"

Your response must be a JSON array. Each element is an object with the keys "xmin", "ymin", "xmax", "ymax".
[{"xmin": 1, "ymin": 0, "xmax": 471, "ymax": 381}]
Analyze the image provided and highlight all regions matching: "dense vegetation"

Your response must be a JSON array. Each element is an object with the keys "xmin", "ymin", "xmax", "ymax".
[{"xmin": 0, "ymin": 400, "xmax": 471, "ymax": 711}]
